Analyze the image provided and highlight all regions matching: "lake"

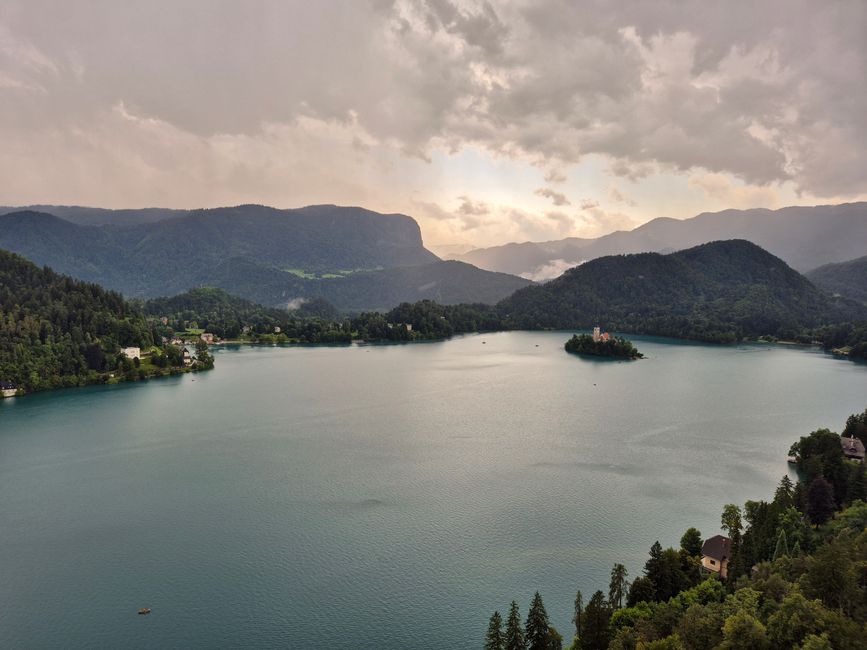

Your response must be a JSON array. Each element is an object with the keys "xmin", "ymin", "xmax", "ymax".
[{"xmin": 1, "ymin": 332, "xmax": 865, "ymax": 648}]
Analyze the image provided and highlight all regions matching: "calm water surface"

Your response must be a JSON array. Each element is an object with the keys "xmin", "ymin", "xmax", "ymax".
[{"xmin": 1, "ymin": 332, "xmax": 866, "ymax": 648}]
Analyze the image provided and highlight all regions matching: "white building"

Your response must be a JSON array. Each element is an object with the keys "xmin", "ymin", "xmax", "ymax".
[
  {"xmin": 592, "ymin": 326, "xmax": 601, "ymax": 342},
  {"xmin": 200, "ymin": 332, "xmax": 215, "ymax": 344},
  {"xmin": 121, "ymin": 347, "xmax": 141, "ymax": 360},
  {"xmin": 1, "ymin": 381, "xmax": 17, "ymax": 398}
]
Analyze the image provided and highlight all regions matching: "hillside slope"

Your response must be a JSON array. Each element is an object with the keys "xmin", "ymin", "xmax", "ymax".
[
  {"xmin": 0, "ymin": 249, "xmax": 154, "ymax": 392},
  {"xmin": 498, "ymin": 240, "xmax": 867, "ymax": 341},
  {"xmin": 807, "ymin": 255, "xmax": 867, "ymax": 304},
  {"xmin": 203, "ymin": 259, "xmax": 533, "ymax": 311},
  {"xmin": 456, "ymin": 202, "xmax": 867, "ymax": 278}
]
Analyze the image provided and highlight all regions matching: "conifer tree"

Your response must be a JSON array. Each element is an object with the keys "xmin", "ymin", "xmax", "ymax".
[
  {"xmin": 572, "ymin": 590, "xmax": 583, "ymax": 638},
  {"xmin": 608, "ymin": 564, "xmax": 629, "ymax": 609},
  {"xmin": 806, "ymin": 476, "xmax": 836, "ymax": 525},
  {"xmin": 581, "ymin": 591, "xmax": 611, "ymax": 650},
  {"xmin": 505, "ymin": 601, "xmax": 526, "ymax": 650},
  {"xmin": 485, "ymin": 611, "xmax": 504, "ymax": 650},
  {"xmin": 772, "ymin": 529, "xmax": 789, "ymax": 561},
  {"xmin": 525, "ymin": 592, "xmax": 550, "ymax": 650}
]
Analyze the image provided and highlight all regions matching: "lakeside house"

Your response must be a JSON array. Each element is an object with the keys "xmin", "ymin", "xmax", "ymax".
[
  {"xmin": 592, "ymin": 326, "xmax": 611, "ymax": 343},
  {"xmin": 181, "ymin": 347, "xmax": 192, "ymax": 366},
  {"xmin": 242, "ymin": 325, "xmax": 252, "ymax": 334},
  {"xmin": 841, "ymin": 435, "xmax": 866, "ymax": 463},
  {"xmin": 701, "ymin": 535, "xmax": 731, "ymax": 579},
  {"xmin": 121, "ymin": 347, "xmax": 141, "ymax": 360},
  {"xmin": 200, "ymin": 332, "xmax": 215, "ymax": 344},
  {"xmin": 1, "ymin": 380, "xmax": 17, "ymax": 398},
  {"xmin": 274, "ymin": 326, "xmax": 281, "ymax": 334}
]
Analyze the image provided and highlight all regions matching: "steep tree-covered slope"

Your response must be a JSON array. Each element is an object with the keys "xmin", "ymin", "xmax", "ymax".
[
  {"xmin": 0, "ymin": 206, "xmax": 529, "ymax": 310},
  {"xmin": 0, "ymin": 249, "xmax": 155, "ymax": 392},
  {"xmin": 0, "ymin": 204, "xmax": 439, "ymax": 295},
  {"xmin": 807, "ymin": 255, "xmax": 867, "ymax": 304},
  {"xmin": 456, "ymin": 202, "xmax": 867, "ymax": 278},
  {"xmin": 497, "ymin": 240, "xmax": 867, "ymax": 341}
]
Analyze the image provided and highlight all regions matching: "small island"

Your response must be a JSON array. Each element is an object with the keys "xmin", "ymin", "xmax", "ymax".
[{"xmin": 564, "ymin": 327, "xmax": 643, "ymax": 359}]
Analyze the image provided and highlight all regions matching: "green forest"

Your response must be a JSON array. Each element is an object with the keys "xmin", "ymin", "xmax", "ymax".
[
  {"xmin": 0, "ymin": 250, "xmax": 210, "ymax": 393},
  {"xmin": 484, "ymin": 409, "xmax": 867, "ymax": 649}
]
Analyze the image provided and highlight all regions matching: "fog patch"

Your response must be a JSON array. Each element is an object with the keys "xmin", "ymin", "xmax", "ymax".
[
  {"xmin": 285, "ymin": 297, "xmax": 308, "ymax": 310},
  {"xmin": 520, "ymin": 259, "xmax": 585, "ymax": 282}
]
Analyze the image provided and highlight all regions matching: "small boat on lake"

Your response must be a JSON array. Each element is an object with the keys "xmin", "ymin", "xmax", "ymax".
[{"xmin": 138, "ymin": 608, "xmax": 151, "ymax": 615}]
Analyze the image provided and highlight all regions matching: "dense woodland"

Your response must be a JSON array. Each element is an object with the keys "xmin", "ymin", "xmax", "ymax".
[
  {"xmin": 564, "ymin": 334, "xmax": 643, "ymax": 359},
  {"xmin": 485, "ymin": 409, "xmax": 867, "ymax": 650},
  {"xmin": 498, "ymin": 241, "xmax": 867, "ymax": 343},
  {"xmin": 0, "ymin": 250, "xmax": 210, "ymax": 393}
]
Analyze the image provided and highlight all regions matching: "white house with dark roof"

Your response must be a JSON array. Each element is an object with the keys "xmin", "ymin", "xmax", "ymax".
[
  {"xmin": 701, "ymin": 535, "xmax": 731, "ymax": 579},
  {"xmin": 1, "ymin": 380, "xmax": 17, "ymax": 398}
]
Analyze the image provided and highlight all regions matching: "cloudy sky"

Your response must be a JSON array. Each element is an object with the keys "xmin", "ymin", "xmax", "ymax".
[{"xmin": 1, "ymin": 1, "xmax": 865, "ymax": 252}]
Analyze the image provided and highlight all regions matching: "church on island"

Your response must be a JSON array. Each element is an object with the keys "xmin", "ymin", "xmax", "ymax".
[{"xmin": 592, "ymin": 326, "xmax": 611, "ymax": 343}]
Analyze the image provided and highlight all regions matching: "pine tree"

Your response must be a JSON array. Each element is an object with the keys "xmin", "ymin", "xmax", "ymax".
[
  {"xmin": 806, "ymin": 476, "xmax": 836, "ymax": 525},
  {"xmin": 525, "ymin": 592, "xmax": 550, "ymax": 650},
  {"xmin": 572, "ymin": 590, "xmax": 582, "ymax": 638},
  {"xmin": 772, "ymin": 529, "xmax": 789, "ymax": 561},
  {"xmin": 581, "ymin": 591, "xmax": 611, "ymax": 650},
  {"xmin": 485, "ymin": 611, "xmax": 504, "ymax": 650},
  {"xmin": 774, "ymin": 475, "xmax": 795, "ymax": 507},
  {"xmin": 608, "ymin": 563, "xmax": 629, "ymax": 609},
  {"xmin": 505, "ymin": 601, "xmax": 526, "ymax": 650}
]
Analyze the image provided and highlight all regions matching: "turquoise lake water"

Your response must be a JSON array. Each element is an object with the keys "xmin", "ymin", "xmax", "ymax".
[{"xmin": 1, "ymin": 332, "xmax": 866, "ymax": 648}]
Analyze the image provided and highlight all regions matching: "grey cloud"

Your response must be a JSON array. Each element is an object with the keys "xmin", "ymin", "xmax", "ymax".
[
  {"xmin": 0, "ymin": 0, "xmax": 864, "ymax": 198},
  {"xmin": 535, "ymin": 187, "xmax": 571, "ymax": 206}
]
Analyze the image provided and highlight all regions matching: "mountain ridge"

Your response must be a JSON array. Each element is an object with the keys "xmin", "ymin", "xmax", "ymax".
[
  {"xmin": 455, "ymin": 202, "xmax": 867, "ymax": 278},
  {"xmin": 0, "ymin": 206, "xmax": 531, "ymax": 310}
]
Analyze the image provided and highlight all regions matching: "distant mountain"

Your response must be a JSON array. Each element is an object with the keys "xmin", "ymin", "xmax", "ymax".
[
  {"xmin": 807, "ymin": 255, "xmax": 867, "ymax": 304},
  {"xmin": 455, "ymin": 203, "xmax": 867, "ymax": 279},
  {"xmin": 497, "ymin": 240, "xmax": 867, "ymax": 341},
  {"xmin": 0, "ymin": 206, "xmax": 528, "ymax": 311},
  {"xmin": 0, "ymin": 205, "xmax": 185, "ymax": 226}
]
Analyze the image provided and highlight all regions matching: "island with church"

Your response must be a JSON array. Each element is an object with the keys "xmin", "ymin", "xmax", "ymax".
[{"xmin": 564, "ymin": 327, "xmax": 644, "ymax": 359}]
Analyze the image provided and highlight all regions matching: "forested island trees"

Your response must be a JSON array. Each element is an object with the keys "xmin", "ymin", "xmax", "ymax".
[
  {"xmin": 484, "ymin": 410, "xmax": 867, "ymax": 649},
  {"xmin": 565, "ymin": 333, "xmax": 643, "ymax": 359}
]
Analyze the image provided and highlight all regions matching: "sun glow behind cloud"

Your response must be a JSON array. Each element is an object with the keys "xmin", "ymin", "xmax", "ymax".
[{"xmin": 0, "ymin": 0, "xmax": 864, "ymax": 250}]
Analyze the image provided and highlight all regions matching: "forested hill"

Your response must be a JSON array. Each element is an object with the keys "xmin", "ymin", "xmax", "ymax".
[
  {"xmin": 498, "ymin": 240, "xmax": 867, "ymax": 342},
  {"xmin": 807, "ymin": 255, "xmax": 867, "ymax": 305},
  {"xmin": 0, "ymin": 206, "xmax": 533, "ymax": 310},
  {"xmin": 0, "ymin": 204, "xmax": 439, "ymax": 298},
  {"xmin": 0, "ymin": 249, "xmax": 154, "ymax": 392}
]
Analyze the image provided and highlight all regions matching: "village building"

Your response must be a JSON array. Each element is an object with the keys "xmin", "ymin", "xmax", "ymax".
[
  {"xmin": 274, "ymin": 326, "xmax": 281, "ymax": 334},
  {"xmin": 841, "ymin": 435, "xmax": 866, "ymax": 462},
  {"xmin": 200, "ymin": 332, "xmax": 215, "ymax": 344},
  {"xmin": 242, "ymin": 325, "xmax": 252, "ymax": 334},
  {"xmin": 701, "ymin": 535, "xmax": 731, "ymax": 579},
  {"xmin": 121, "ymin": 347, "xmax": 141, "ymax": 360},
  {"xmin": 160, "ymin": 316, "xmax": 169, "ymax": 325},
  {"xmin": 181, "ymin": 347, "xmax": 192, "ymax": 366},
  {"xmin": 1, "ymin": 380, "xmax": 18, "ymax": 398}
]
